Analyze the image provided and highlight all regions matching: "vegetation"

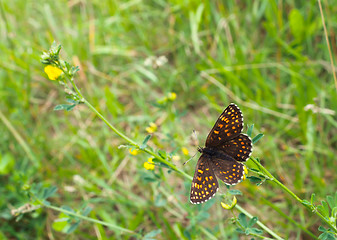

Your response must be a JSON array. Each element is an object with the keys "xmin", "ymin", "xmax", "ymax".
[{"xmin": 1, "ymin": 0, "xmax": 337, "ymax": 239}]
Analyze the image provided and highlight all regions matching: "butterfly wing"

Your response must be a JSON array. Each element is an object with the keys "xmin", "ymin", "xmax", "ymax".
[
  {"xmin": 220, "ymin": 134, "xmax": 252, "ymax": 162},
  {"xmin": 211, "ymin": 158, "xmax": 245, "ymax": 185},
  {"xmin": 190, "ymin": 154, "xmax": 219, "ymax": 204},
  {"xmin": 205, "ymin": 103, "xmax": 243, "ymax": 148}
]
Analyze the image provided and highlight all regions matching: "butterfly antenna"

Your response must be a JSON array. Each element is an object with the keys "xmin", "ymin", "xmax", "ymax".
[
  {"xmin": 183, "ymin": 152, "xmax": 197, "ymax": 165},
  {"xmin": 183, "ymin": 130, "xmax": 200, "ymax": 165}
]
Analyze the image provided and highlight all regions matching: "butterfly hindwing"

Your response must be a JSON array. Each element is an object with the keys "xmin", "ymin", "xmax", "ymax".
[
  {"xmin": 220, "ymin": 134, "xmax": 252, "ymax": 162},
  {"xmin": 211, "ymin": 158, "xmax": 245, "ymax": 185},
  {"xmin": 190, "ymin": 154, "xmax": 219, "ymax": 204},
  {"xmin": 205, "ymin": 103, "xmax": 243, "ymax": 148}
]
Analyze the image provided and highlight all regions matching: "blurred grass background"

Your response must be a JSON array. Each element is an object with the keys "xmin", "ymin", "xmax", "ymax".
[{"xmin": 1, "ymin": 0, "xmax": 337, "ymax": 239}]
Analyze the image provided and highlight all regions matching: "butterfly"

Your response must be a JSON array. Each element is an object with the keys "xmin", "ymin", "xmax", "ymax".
[{"xmin": 190, "ymin": 103, "xmax": 253, "ymax": 204}]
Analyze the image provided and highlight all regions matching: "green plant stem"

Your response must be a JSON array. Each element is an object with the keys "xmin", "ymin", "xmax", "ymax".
[
  {"xmin": 83, "ymin": 99, "xmax": 138, "ymax": 146},
  {"xmin": 249, "ymin": 156, "xmax": 337, "ymax": 233},
  {"xmin": 235, "ymin": 204, "xmax": 283, "ymax": 240},
  {"xmin": 38, "ymin": 201, "xmax": 138, "ymax": 236},
  {"xmin": 83, "ymin": 98, "xmax": 192, "ymax": 180},
  {"xmin": 90, "ymin": 101, "xmax": 193, "ymax": 180},
  {"xmin": 261, "ymin": 198, "xmax": 318, "ymax": 239}
]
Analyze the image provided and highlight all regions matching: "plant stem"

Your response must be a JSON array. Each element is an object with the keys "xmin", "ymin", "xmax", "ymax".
[
  {"xmin": 261, "ymin": 198, "xmax": 318, "ymax": 239},
  {"xmin": 235, "ymin": 204, "xmax": 284, "ymax": 240},
  {"xmin": 249, "ymin": 156, "xmax": 337, "ymax": 233},
  {"xmin": 41, "ymin": 202, "xmax": 138, "ymax": 236},
  {"xmin": 83, "ymin": 99, "xmax": 138, "ymax": 146}
]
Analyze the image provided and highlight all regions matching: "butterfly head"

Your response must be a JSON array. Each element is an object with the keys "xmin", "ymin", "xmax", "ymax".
[{"xmin": 197, "ymin": 146, "xmax": 204, "ymax": 153}]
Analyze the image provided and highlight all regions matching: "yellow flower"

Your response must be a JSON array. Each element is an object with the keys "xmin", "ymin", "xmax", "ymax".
[
  {"xmin": 243, "ymin": 165, "xmax": 248, "ymax": 180},
  {"xmin": 44, "ymin": 65, "xmax": 63, "ymax": 80},
  {"xmin": 181, "ymin": 147, "xmax": 189, "ymax": 156},
  {"xmin": 146, "ymin": 122, "xmax": 157, "ymax": 133},
  {"xmin": 167, "ymin": 92, "xmax": 177, "ymax": 101},
  {"xmin": 129, "ymin": 148, "xmax": 139, "ymax": 155},
  {"xmin": 143, "ymin": 158, "xmax": 155, "ymax": 170},
  {"xmin": 221, "ymin": 196, "xmax": 237, "ymax": 210}
]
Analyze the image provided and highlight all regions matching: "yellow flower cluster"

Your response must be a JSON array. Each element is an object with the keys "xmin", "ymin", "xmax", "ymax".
[
  {"xmin": 146, "ymin": 122, "xmax": 157, "ymax": 134},
  {"xmin": 167, "ymin": 92, "xmax": 177, "ymax": 101},
  {"xmin": 157, "ymin": 92, "xmax": 177, "ymax": 104},
  {"xmin": 143, "ymin": 158, "xmax": 155, "ymax": 170}
]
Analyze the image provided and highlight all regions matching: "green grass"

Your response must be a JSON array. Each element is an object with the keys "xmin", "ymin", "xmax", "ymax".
[{"xmin": 1, "ymin": 0, "xmax": 337, "ymax": 239}]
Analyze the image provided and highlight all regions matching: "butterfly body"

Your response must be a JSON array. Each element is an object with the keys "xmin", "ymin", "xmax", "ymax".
[
  {"xmin": 199, "ymin": 147, "xmax": 235, "ymax": 160},
  {"xmin": 190, "ymin": 104, "xmax": 253, "ymax": 204}
]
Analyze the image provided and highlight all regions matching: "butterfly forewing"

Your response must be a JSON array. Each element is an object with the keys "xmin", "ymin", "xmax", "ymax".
[
  {"xmin": 190, "ymin": 154, "xmax": 219, "ymax": 204},
  {"xmin": 205, "ymin": 104, "xmax": 243, "ymax": 148},
  {"xmin": 211, "ymin": 159, "xmax": 245, "ymax": 185},
  {"xmin": 220, "ymin": 134, "xmax": 252, "ymax": 162}
]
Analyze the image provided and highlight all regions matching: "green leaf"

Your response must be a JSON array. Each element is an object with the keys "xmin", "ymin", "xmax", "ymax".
[
  {"xmin": 81, "ymin": 206, "xmax": 92, "ymax": 216},
  {"xmin": 143, "ymin": 229, "xmax": 162, "ymax": 239},
  {"xmin": 66, "ymin": 98, "xmax": 77, "ymax": 104},
  {"xmin": 61, "ymin": 205, "xmax": 75, "ymax": 217},
  {"xmin": 248, "ymin": 227, "xmax": 263, "ymax": 235},
  {"xmin": 238, "ymin": 213, "xmax": 248, "ymax": 228},
  {"xmin": 311, "ymin": 193, "xmax": 316, "ymax": 205},
  {"xmin": 289, "ymin": 9, "xmax": 304, "ymax": 41},
  {"xmin": 228, "ymin": 189, "xmax": 242, "ymax": 195},
  {"xmin": 252, "ymin": 134, "xmax": 264, "ymax": 144},
  {"xmin": 247, "ymin": 217, "xmax": 258, "ymax": 228},
  {"xmin": 327, "ymin": 195, "xmax": 336, "ymax": 210},
  {"xmin": 54, "ymin": 104, "xmax": 76, "ymax": 111},
  {"xmin": 52, "ymin": 217, "xmax": 69, "ymax": 232},
  {"xmin": 247, "ymin": 176, "xmax": 263, "ymax": 185},
  {"xmin": 302, "ymin": 200, "xmax": 311, "ymax": 207},
  {"xmin": 331, "ymin": 207, "xmax": 337, "ymax": 218},
  {"xmin": 140, "ymin": 135, "xmax": 152, "ymax": 150},
  {"xmin": 157, "ymin": 150, "xmax": 167, "ymax": 159},
  {"xmin": 183, "ymin": 229, "xmax": 192, "ymax": 240},
  {"xmin": 66, "ymin": 104, "xmax": 76, "ymax": 111},
  {"xmin": 42, "ymin": 186, "xmax": 58, "ymax": 199},
  {"xmin": 152, "ymin": 159, "xmax": 172, "ymax": 170},
  {"xmin": 0, "ymin": 153, "xmax": 15, "ymax": 174},
  {"xmin": 318, "ymin": 226, "xmax": 337, "ymax": 240},
  {"xmin": 65, "ymin": 221, "xmax": 80, "ymax": 234},
  {"xmin": 322, "ymin": 201, "xmax": 330, "ymax": 216},
  {"xmin": 317, "ymin": 201, "xmax": 330, "ymax": 218},
  {"xmin": 246, "ymin": 124, "xmax": 254, "ymax": 137},
  {"xmin": 248, "ymin": 168, "xmax": 260, "ymax": 173}
]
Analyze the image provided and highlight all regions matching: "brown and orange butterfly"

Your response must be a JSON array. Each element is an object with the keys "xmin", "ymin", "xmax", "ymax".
[{"xmin": 190, "ymin": 103, "xmax": 252, "ymax": 204}]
